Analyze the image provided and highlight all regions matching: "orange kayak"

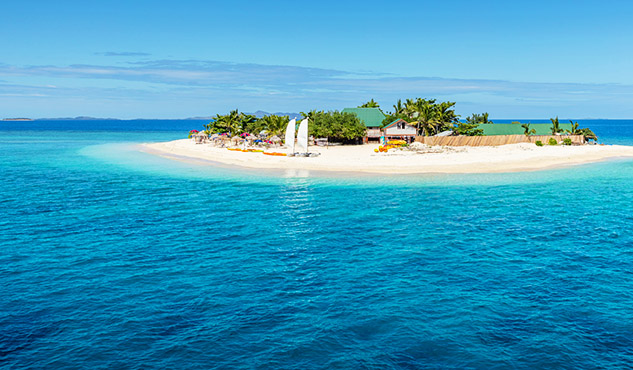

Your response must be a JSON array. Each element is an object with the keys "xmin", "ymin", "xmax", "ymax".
[{"xmin": 262, "ymin": 152, "xmax": 287, "ymax": 156}]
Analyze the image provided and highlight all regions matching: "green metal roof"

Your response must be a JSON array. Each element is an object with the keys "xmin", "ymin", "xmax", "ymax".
[
  {"xmin": 480, "ymin": 123, "xmax": 573, "ymax": 136},
  {"xmin": 341, "ymin": 107, "xmax": 386, "ymax": 127}
]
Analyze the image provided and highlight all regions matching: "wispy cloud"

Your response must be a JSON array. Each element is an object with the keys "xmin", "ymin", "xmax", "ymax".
[
  {"xmin": 94, "ymin": 51, "xmax": 151, "ymax": 57},
  {"xmin": 1, "ymin": 59, "xmax": 633, "ymax": 118}
]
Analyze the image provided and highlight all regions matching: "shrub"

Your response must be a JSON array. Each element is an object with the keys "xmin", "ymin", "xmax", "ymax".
[
  {"xmin": 548, "ymin": 138, "xmax": 558, "ymax": 145},
  {"xmin": 562, "ymin": 138, "xmax": 572, "ymax": 145},
  {"xmin": 306, "ymin": 110, "xmax": 367, "ymax": 142},
  {"xmin": 535, "ymin": 140, "xmax": 543, "ymax": 147}
]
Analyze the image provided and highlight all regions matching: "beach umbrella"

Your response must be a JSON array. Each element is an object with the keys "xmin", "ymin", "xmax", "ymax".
[
  {"xmin": 245, "ymin": 136, "xmax": 255, "ymax": 142},
  {"xmin": 231, "ymin": 136, "xmax": 242, "ymax": 143},
  {"xmin": 270, "ymin": 135, "xmax": 281, "ymax": 143}
]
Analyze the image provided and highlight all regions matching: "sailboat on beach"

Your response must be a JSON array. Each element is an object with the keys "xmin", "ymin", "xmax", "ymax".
[
  {"xmin": 284, "ymin": 118, "xmax": 296, "ymax": 154},
  {"xmin": 296, "ymin": 118, "xmax": 309, "ymax": 155},
  {"xmin": 284, "ymin": 117, "xmax": 320, "ymax": 157}
]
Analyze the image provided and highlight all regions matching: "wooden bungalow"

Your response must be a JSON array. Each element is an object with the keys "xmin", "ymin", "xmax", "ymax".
[{"xmin": 383, "ymin": 119, "xmax": 417, "ymax": 143}]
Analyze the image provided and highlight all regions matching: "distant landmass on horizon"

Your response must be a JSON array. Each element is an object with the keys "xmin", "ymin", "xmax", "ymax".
[{"xmin": 4, "ymin": 111, "xmax": 303, "ymax": 121}]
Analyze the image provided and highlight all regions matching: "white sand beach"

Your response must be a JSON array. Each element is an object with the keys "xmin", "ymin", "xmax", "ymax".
[{"xmin": 142, "ymin": 139, "xmax": 633, "ymax": 174}]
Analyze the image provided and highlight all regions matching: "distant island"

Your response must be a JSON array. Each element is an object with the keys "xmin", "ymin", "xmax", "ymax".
[
  {"xmin": 0, "ymin": 111, "xmax": 301, "ymax": 121},
  {"xmin": 34, "ymin": 116, "xmax": 122, "ymax": 121}
]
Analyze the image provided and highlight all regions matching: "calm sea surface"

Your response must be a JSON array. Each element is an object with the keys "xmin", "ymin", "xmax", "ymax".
[{"xmin": 2, "ymin": 120, "xmax": 633, "ymax": 369}]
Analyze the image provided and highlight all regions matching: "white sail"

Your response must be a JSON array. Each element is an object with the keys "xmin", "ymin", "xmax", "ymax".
[
  {"xmin": 284, "ymin": 118, "xmax": 296, "ymax": 152},
  {"xmin": 296, "ymin": 118, "xmax": 309, "ymax": 153}
]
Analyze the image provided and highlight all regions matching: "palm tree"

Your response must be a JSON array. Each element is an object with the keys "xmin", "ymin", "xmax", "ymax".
[
  {"xmin": 416, "ymin": 104, "xmax": 438, "ymax": 136},
  {"xmin": 260, "ymin": 115, "xmax": 288, "ymax": 137},
  {"xmin": 224, "ymin": 109, "xmax": 242, "ymax": 134},
  {"xmin": 300, "ymin": 110, "xmax": 321, "ymax": 121},
  {"xmin": 578, "ymin": 128, "xmax": 598, "ymax": 141},
  {"xmin": 522, "ymin": 123, "xmax": 536, "ymax": 136},
  {"xmin": 466, "ymin": 113, "xmax": 493, "ymax": 124},
  {"xmin": 550, "ymin": 116, "xmax": 563, "ymax": 135},
  {"xmin": 238, "ymin": 113, "xmax": 257, "ymax": 133},
  {"xmin": 358, "ymin": 99, "xmax": 380, "ymax": 108},
  {"xmin": 404, "ymin": 98, "xmax": 435, "ymax": 120},
  {"xmin": 567, "ymin": 120, "xmax": 581, "ymax": 135},
  {"xmin": 434, "ymin": 101, "xmax": 458, "ymax": 134},
  {"xmin": 392, "ymin": 99, "xmax": 405, "ymax": 115},
  {"xmin": 564, "ymin": 120, "xmax": 597, "ymax": 141},
  {"xmin": 206, "ymin": 109, "xmax": 257, "ymax": 134}
]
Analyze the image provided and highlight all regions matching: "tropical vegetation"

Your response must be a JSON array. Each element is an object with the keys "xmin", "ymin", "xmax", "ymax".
[
  {"xmin": 196, "ymin": 100, "xmax": 600, "ymax": 145},
  {"xmin": 381, "ymin": 98, "xmax": 460, "ymax": 136},
  {"xmin": 301, "ymin": 110, "xmax": 367, "ymax": 142},
  {"xmin": 550, "ymin": 117, "xmax": 564, "ymax": 135},
  {"xmin": 466, "ymin": 112, "xmax": 493, "ymax": 125},
  {"xmin": 203, "ymin": 109, "xmax": 290, "ymax": 137},
  {"xmin": 567, "ymin": 120, "xmax": 598, "ymax": 141},
  {"xmin": 204, "ymin": 109, "xmax": 256, "ymax": 135},
  {"xmin": 522, "ymin": 123, "xmax": 536, "ymax": 136},
  {"xmin": 549, "ymin": 117, "xmax": 598, "ymax": 141},
  {"xmin": 358, "ymin": 99, "xmax": 380, "ymax": 108},
  {"xmin": 454, "ymin": 122, "xmax": 483, "ymax": 136}
]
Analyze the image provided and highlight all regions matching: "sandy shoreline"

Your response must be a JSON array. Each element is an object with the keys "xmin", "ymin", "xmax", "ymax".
[{"xmin": 141, "ymin": 139, "xmax": 633, "ymax": 174}]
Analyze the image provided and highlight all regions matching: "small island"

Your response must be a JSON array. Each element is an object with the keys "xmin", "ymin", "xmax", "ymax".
[
  {"xmin": 2, "ymin": 118, "xmax": 33, "ymax": 121},
  {"xmin": 143, "ymin": 98, "xmax": 633, "ymax": 174}
]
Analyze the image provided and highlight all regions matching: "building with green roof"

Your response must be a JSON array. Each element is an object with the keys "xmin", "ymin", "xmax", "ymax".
[
  {"xmin": 480, "ymin": 123, "xmax": 572, "ymax": 136},
  {"xmin": 341, "ymin": 108, "xmax": 386, "ymax": 128},
  {"xmin": 342, "ymin": 107, "xmax": 386, "ymax": 142}
]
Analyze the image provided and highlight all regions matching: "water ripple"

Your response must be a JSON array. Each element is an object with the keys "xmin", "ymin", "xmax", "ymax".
[{"xmin": 3, "ymin": 129, "xmax": 633, "ymax": 368}]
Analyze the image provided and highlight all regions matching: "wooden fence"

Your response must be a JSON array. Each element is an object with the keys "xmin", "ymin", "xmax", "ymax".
[{"xmin": 415, "ymin": 135, "xmax": 585, "ymax": 147}]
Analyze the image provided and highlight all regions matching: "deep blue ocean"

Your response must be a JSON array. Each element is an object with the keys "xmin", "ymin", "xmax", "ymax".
[{"xmin": 2, "ymin": 119, "xmax": 633, "ymax": 369}]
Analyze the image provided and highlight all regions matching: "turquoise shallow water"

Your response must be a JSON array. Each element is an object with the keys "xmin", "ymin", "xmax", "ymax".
[{"xmin": 2, "ymin": 120, "xmax": 633, "ymax": 369}]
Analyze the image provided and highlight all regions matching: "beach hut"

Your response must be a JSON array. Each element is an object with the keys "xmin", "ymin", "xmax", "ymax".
[
  {"xmin": 194, "ymin": 132, "xmax": 208, "ymax": 144},
  {"xmin": 230, "ymin": 136, "xmax": 243, "ymax": 144},
  {"xmin": 383, "ymin": 119, "xmax": 417, "ymax": 143}
]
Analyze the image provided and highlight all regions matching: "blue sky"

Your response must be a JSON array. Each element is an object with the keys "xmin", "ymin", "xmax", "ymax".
[{"xmin": 1, "ymin": 0, "xmax": 633, "ymax": 118}]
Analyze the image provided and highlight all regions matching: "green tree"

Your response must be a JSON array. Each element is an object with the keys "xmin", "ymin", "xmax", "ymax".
[
  {"xmin": 358, "ymin": 99, "xmax": 380, "ymax": 108},
  {"xmin": 466, "ymin": 113, "xmax": 493, "ymax": 124},
  {"xmin": 454, "ymin": 122, "xmax": 483, "ymax": 136},
  {"xmin": 307, "ymin": 110, "xmax": 366, "ymax": 142},
  {"xmin": 550, "ymin": 116, "xmax": 563, "ymax": 134},
  {"xmin": 381, "ymin": 112, "xmax": 410, "ymax": 127},
  {"xmin": 567, "ymin": 120, "xmax": 580, "ymax": 134},
  {"xmin": 434, "ymin": 101, "xmax": 459, "ymax": 135},
  {"xmin": 565, "ymin": 120, "xmax": 597, "ymax": 141},
  {"xmin": 403, "ymin": 98, "xmax": 434, "ymax": 135},
  {"xmin": 246, "ymin": 114, "xmax": 289, "ymax": 137},
  {"xmin": 416, "ymin": 103, "xmax": 438, "ymax": 136},
  {"xmin": 384, "ymin": 97, "xmax": 460, "ymax": 135},
  {"xmin": 205, "ymin": 109, "xmax": 257, "ymax": 134},
  {"xmin": 522, "ymin": 123, "xmax": 536, "ymax": 136},
  {"xmin": 392, "ymin": 99, "xmax": 405, "ymax": 115},
  {"xmin": 578, "ymin": 127, "xmax": 598, "ymax": 141}
]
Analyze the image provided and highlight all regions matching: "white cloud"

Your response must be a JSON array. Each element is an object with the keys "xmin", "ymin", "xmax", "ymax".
[{"xmin": 1, "ymin": 60, "xmax": 633, "ymax": 118}]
